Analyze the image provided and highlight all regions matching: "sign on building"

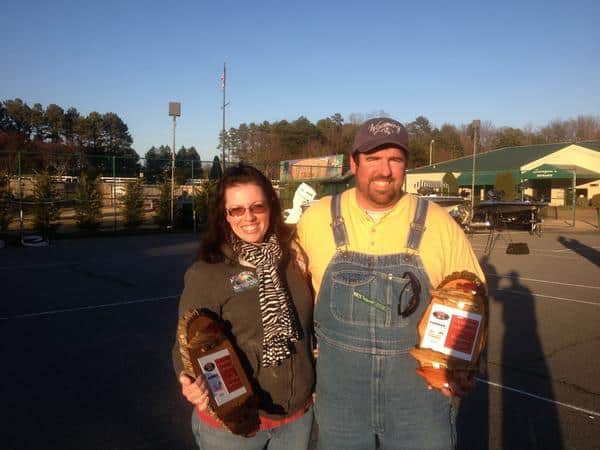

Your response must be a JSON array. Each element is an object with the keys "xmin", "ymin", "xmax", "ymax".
[{"xmin": 279, "ymin": 154, "xmax": 344, "ymax": 181}]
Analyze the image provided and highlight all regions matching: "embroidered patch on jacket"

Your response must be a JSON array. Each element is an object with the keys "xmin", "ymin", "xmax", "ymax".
[{"xmin": 230, "ymin": 271, "xmax": 258, "ymax": 293}]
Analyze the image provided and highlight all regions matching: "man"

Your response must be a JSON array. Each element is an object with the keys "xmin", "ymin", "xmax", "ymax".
[{"xmin": 297, "ymin": 118, "xmax": 485, "ymax": 449}]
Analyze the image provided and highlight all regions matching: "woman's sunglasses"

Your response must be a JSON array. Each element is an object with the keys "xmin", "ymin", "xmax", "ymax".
[{"xmin": 226, "ymin": 203, "xmax": 268, "ymax": 217}]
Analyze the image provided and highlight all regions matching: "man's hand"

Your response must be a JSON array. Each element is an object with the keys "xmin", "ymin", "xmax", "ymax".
[
  {"xmin": 439, "ymin": 370, "xmax": 476, "ymax": 398},
  {"xmin": 438, "ymin": 358, "xmax": 485, "ymax": 398},
  {"xmin": 179, "ymin": 372, "xmax": 210, "ymax": 410}
]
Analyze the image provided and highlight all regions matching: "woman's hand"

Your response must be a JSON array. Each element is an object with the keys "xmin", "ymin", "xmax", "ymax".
[{"xmin": 179, "ymin": 372, "xmax": 211, "ymax": 411}]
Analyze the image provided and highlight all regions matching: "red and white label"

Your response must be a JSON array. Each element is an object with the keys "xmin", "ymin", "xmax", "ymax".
[
  {"xmin": 198, "ymin": 349, "xmax": 247, "ymax": 406},
  {"xmin": 420, "ymin": 304, "xmax": 482, "ymax": 361}
]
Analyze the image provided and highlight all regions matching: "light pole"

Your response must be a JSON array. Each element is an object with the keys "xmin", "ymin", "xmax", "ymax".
[
  {"xmin": 169, "ymin": 102, "xmax": 181, "ymax": 228},
  {"xmin": 470, "ymin": 120, "xmax": 480, "ymax": 222},
  {"xmin": 221, "ymin": 62, "xmax": 229, "ymax": 171},
  {"xmin": 429, "ymin": 139, "xmax": 435, "ymax": 166}
]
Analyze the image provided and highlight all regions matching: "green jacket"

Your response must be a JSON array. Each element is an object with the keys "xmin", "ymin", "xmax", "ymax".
[{"xmin": 172, "ymin": 248, "xmax": 315, "ymax": 418}]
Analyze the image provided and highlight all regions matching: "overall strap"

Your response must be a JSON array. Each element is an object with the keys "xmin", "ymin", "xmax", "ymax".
[
  {"xmin": 330, "ymin": 194, "xmax": 349, "ymax": 249},
  {"xmin": 406, "ymin": 197, "xmax": 429, "ymax": 251}
]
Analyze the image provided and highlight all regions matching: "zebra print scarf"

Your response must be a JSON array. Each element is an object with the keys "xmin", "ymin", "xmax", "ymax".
[{"xmin": 231, "ymin": 233, "xmax": 302, "ymax": 367}]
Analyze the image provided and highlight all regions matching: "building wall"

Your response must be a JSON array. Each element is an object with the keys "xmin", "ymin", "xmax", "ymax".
[
  {"xmin": 520, "ymin": 144, "xmax": 600, "ymax": 172},
  {"xmin": 521, "ymin": 145, "xmax": 600, "ymax": 205},
  {"xmin": 407, "ymin": 144, "xmax": 600, "ymax": 203},
  {"xmin": 550, "ymin": 187, "xmax": 566, "ymax": 206},
  {"xmin": 575, "ymin": 179, "xmax": 600, "ymax": 203},
  {"xmin": 404, "ymin": 172, "xmax": 461, "ymax": 194}
]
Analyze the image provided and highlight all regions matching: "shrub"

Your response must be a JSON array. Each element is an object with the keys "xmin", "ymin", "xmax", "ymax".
[
  {"xmin": 74, "ymin": 172, "xmax": 102, "ymax": 230},
  {"xmin": 442, "ymin": 172, "xmax": 459, "ymax": 195},
  {"xmin": 278, "ymin": 180, "xmax": 328, "ymax": 210},
  {"xmin": 154, "ymin": 180, "xmax": 183, "ymax": 228},
  {"xmin": 194, "ymin": 180, "xmax": 217, "ymax": 228},
  {"xmin": 0, "ymin": 173, "xmax": 13, "ymax": 232},
  {"xmin": 591, "ymin": 193, "xmax": 600, "ymax": 208},
  {"xmin": 122, "ymin": 180, "xmax": 144, "ymax": 228},
  {"xmin": 494, "ymin": 172, "xmax": 517, "ymax": 200},
  {"xmin": 416, "ymin": 186, "xmax": 435, "ymax": 196},
  {"xmin": 32, "ymin": 171, "xmax": 60, "ymax": 236}
]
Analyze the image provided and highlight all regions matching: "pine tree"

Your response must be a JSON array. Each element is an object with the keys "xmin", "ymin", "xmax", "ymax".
[
  {"xmin": 122, "ymin": 180, "xmax": 144, "ymax": 228},
  {"xmin": 32, "ymin": 171, "xmax": 60, "ymax": 237},
  {"xmin": 154, "ymin": 179, "xmax": 180, "ymax": 228},
  {"xmin": 194, "ymin": 180, "xmax": 217, "ymax": 227},
  {"xmin": 0, "ymin": 172, "xmax": 13, "ymax": 232},
  {"xmin": 74, "ymin": 172, "xmax": 103, "ymax": 230},
  {"xmin": 209, "ymin": 156, "xmax": 223, "ymax": 180}
]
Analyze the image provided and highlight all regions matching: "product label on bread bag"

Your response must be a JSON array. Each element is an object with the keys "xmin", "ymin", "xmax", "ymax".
[
  {"xmin": 420, "ymin": 304, "xmax": 482, "ymax": 361},
  {"xmin": 198, "ymin": 349, "xmax": 247, "ymax": 406}
]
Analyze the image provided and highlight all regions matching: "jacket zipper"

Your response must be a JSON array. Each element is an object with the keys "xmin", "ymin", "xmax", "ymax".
[{"xmin": 288, "ymin": 352, "xmax": 295, "ymax": 414}]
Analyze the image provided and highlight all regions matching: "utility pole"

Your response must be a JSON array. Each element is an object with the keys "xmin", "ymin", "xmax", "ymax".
[
  {"xmin": 571, "ymin": 168, "xmax": 577, "ymax": 227},
  {"xmin": 169, "ymin": 102, "xmax": 181, "ymax": 228},
  {"xmin": 18, "ymin": 151, "xmax": 23, "ymax": 240},
  {"xmin": 221, "ymin": 62, "xmax": 229, "ymax": 171},
  {"xmin": 429, "ymin": 139, "xmax": 435, "ymax": 165},
  {"xmin": 470, "ymin": 120, "xmax": 480, "ymax": 222}
]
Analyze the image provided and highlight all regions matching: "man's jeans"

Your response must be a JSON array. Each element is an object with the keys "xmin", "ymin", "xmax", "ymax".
[
  {"xmin": 315, "ymin": 338, "xmax": 456, "ymax": 450},
  {"xmin": 314, "ymin": 249, "xmax": 456, "ymax": 450}
]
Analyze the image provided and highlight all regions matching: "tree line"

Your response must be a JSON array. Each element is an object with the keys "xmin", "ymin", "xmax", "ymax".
[
  {"xmin": 0, "ymin": 98, "xmax": 217, "ymax": 180},
  {"xmin": 3, "ymin": 97, "xmax": 599, "ymax": 179},
  {"xmin": 222, "ymin": 113, "xmax": 600, "ymax": 174},
  {"xmin": 0, "ymin": 98, "xmax": 139, "ymax": 176}
]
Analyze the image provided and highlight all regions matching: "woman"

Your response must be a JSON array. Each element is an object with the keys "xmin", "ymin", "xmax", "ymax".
[{"xmin": 173, "ymin": 164, "xmax": 315, "ymax": 449}]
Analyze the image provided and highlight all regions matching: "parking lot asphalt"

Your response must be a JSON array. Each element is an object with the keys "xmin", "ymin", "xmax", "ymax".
[
  {"xmin": 459, "ymin": 226, "xmax": 599, "ymax": 449},
  {"xmin": 1, "ymin": 227, "xmax": 598, "ymax": 449}
]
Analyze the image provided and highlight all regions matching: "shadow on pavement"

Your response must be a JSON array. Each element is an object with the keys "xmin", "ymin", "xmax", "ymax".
[
  {"xmin": 558, "ymin": 236, "xmax": 600, "ymax": 267},
  {"xmin": 494, "ymin": 263, "xmax": 563, "ymax": 449},
  {"xmin": 456, "ymin": 257, "xmax": 491, "ymax": 450},
  {"xmin": 458, "ymin": 257, "xmax": 565, "ymax": 449}
]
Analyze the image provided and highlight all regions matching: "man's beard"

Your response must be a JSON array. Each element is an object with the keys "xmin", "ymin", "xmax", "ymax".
[{"xmin": 366, "ymin": 177, "xmax": 402, "ymax": 208}]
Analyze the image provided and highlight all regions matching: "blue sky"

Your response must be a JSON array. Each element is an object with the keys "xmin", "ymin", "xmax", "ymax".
[{"xmin": 1, "ymin": 0, "xmax": 599, "ymax": 161}]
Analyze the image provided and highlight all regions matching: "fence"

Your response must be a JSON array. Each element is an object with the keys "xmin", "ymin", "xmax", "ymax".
[{"xmin": 0, "ymin": 150, "xmax": 347, "ymax": 237}]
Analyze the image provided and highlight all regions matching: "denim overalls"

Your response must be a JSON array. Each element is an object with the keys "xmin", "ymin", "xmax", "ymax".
[{"xmin": 314, "ymin": 195, "xmax": 455, "ymax": 450}]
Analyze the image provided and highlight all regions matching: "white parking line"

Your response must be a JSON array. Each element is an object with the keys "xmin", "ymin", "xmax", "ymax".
[
  {"xmin": 495, "ymin": 288, "xmax": 600, "ymax": 306},
  {"xmin": 1, "ymin": 295, "xmax": 179, "ymax": 320},
  {"xmin": 472, "ymin": 246, "xmax": 588, "ymax": 260},
  {"xmin": 478, "ymin": 378, "xmax": 600, "ymax": 417},
  {"xmin": 521, "ymin": 253, "xmax": 584, "ymax": 261},
  {"xmin": 0, "ymin": 261, "xmax": 75, "ymax": 270},
  {"xmin": 487, "ymin": 274, "xmax": 600, "ymax": 291},
  {"xmin": 553, "ymin": 247, "xmax": 600, "ymax": 253},
  {"xmin": 0, "ymin": 253, "xmax": 167, "ymax": 271}
]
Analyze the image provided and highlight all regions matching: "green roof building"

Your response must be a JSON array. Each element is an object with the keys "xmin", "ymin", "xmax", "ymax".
[{"xmin": 405, "ymin": 141, "xmax": 600, "ymax": 206}]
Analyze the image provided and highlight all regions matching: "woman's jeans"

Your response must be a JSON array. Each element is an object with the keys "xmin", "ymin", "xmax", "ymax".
[{"xmin": 191, "ymin": 406, "xmax": 314, "ymax": 450}]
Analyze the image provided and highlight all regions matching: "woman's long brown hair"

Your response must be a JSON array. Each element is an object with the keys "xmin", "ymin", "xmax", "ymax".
[{"xmin": 197, "ymin": 164, "xmax": 293, "ymax": 263}]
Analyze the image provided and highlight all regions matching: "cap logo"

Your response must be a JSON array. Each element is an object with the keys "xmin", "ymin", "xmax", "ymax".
[{"xmin": 368, "ymin": 121, "xmax": 402, "ymax": 136}]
